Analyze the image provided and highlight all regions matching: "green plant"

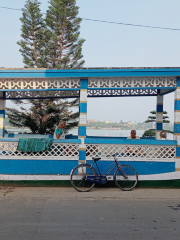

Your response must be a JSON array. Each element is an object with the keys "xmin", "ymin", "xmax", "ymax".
[
  {"xmin": 6, "ymin": 99, "xmax": 79, "ymax": 135},
  {"xmin": 143, "ymin": 110, "xmax": 173, "ymax": 137}
]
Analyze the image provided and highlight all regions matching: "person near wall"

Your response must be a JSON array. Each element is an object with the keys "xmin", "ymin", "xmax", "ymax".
[
  {"xmin": 54, "ymin": 121, "xmax": 66, "ymax": 139},
  {"xmin": 126, "ymin": 130, "xmax": 141, "ymax": 156},
  {"xmin": 160, "ymin": 131, "xmax": 167, "ymax": 140},
  {"xmin": 127, "ymin": 130, "xmax": 140, "ymax": 139},
  {"xmin": 159, "ymin": 131, "xmax": 172, "ymax": 158}
]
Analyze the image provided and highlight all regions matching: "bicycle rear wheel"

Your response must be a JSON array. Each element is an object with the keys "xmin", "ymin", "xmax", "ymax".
[
  {"xmin": 115, "ymin": 165, "xmax": 138, "ymax": 191},
  {"xmin": 71, "ymin": 164, "xmax": 97, "ymax": 192}
]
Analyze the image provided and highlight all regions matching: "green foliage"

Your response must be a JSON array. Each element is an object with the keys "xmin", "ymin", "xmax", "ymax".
[
  {"xmin": 145, "ymin": 110, "xmax": 170, "ymax": 123},
  {"xmin": 142, "ymin": 129, "xmax": 156, "ymax": 137},
  {"xmin": 6, "ymin": 99, "xmax": 79, "ymax": 135},
  {"xmin": 45, "ymin": 0, "xmax": 85, "ymax": 68},
  {"xmin": 143, "ymin": 110, "xmax": 173, "ymax": 137},
  {"xmin": 17, "ymin": 0, "xmax": 85, "ymax": 69},
  {"xmin": 15, "ymin": 0, "xmax": 86, "ymax": 134},
  {"xmin": 17, "ymin": 0, "xmax": 47, "ymax": 68},
  {"xmin": 142, "ymin": 129, "xmax": 173, "ymax": 137}
]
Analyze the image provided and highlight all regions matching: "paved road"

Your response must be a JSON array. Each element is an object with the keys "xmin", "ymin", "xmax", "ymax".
[{"xmin": 0, "ymin": 187, "xmax": 180, "ymax": 240}]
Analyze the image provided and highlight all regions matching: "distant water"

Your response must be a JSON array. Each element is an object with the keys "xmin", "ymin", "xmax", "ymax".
[
  {"xmin": 6, "ymin": 128, "xmax": 173, "ymax": 140},
  {"xmin": 69, "ymin": 129, "xmax": 173, "ymax": 140}
]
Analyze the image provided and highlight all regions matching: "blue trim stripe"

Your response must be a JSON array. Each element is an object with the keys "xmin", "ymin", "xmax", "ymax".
[
  {"xmin": 174, "ymin": 100, "xmax": 180, "ymax": 111},
  {"xmin": 0, "ymin": 68, "xmax": 180, "ymax": 78},
  {"xmin": 174, "ymin": 123, "xmax": 180, "ymax": 133},
  {"xmin": 7, "ymin": 134, "xmax": 15, "ymax": 138},
  {"xmin": 86, "ymin": 136, "xmax": 156, "ymax": 140},
  {"xmin": 176, "ymin": 147, "xmax": 180, "ymax": 157},
  {"xmin": 78, "ymin": 126, "xmax": 86, "ymax": 136},
  {"xmin": 79, "ymin": 150, "xmax": 86, "ymax": 160},
  {"xmin": 0, "ymin": 68, "xmax": 179, "ymax": 73},
  {"xmin": 84, "ymin": 138, "xmax": 177, "ymax": 145},
  {"xmin": 80, "ymin": 79, "xmax": 88, "ymax": 89},
  {"xmin": 156, "ymin": 105, "xmax": 163, "ymax": 112},
  {"xmin": 65, "ymin": 135, "xmax": 78, "ymax": 139},
  {"xmin": 156, "ymin": 122, "xmax": 163, "ymax": 131},
  {"xmin": 53, "ymin": 139, "xmax": 81, "ymax": 143},
  {"xmin": 80, "ymin": 103, "xmax": 87, "ymax": 113}
]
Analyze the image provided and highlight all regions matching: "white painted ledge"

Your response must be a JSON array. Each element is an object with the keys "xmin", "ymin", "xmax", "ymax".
[{"xmin": 0, "ymin": 171, "xmax": 180, "ymax": 181}]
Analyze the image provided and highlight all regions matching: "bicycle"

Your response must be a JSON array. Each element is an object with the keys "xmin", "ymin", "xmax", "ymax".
[{"xmin": 70, "ymin": 154, "xmax": 138, "ymax": 192}]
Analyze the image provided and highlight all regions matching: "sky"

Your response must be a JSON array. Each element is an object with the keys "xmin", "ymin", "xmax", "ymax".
[{"xmin": 0, "ymin": 0, "xmax": 179, "ymax": 122}]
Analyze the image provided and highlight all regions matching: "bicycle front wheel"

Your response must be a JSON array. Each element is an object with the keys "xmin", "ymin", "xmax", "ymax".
[
  {"xmin": 71, "ymin": 164, "xmax": 97, "ymax": 192},
  {"xmin": 115, "ymin": 165, "xmax": 138, "ymax": 191}
]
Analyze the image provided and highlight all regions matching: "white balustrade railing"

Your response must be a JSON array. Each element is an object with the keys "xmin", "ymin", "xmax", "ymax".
[
  {"xmin": 0, "ymin": 140, "xmax": 176, "ymax": 162},
  {"xmin": 86, "ymin": 144, "xmax": 176, "ymax": 161},
  {"xmin": 0, "ymin": 141, "xmax": 79, "ymax": 160}
]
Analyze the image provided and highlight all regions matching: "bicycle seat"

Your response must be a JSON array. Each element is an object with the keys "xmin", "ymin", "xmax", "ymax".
[{"xmin": 92, "ymin": 157, "xmax": 101, "ymax": 161}]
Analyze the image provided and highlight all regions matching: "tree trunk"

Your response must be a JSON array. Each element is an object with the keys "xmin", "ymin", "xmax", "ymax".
[
  {"xmin": 32, "ymin": 31, "xmax": 39, "ymax": 68},
  {"xmin": 58, "ymin": 20, "xmax": 66, "ymax": 63}
]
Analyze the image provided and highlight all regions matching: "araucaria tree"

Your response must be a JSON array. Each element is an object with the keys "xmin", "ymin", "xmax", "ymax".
[
  {"xmin": 17, "ymin": 0, "xmax": 46, "ymax": 68},
  {"xmin": 11, "ymin": 0, "xmax": 85, "ymax": 134},
  {"xmin": 143, "ymin": 110, "xmax": 173, "ymax": 137},
  {"xmin": 6, "ymin": 99, "xmax": 79, "ymax": 135},
  {"xmin": 45, "ymin": 0, "xmax": 85, "ymax": 68},
  {"xmin": 145, "ymin": 110, "xmax": 170, "ymax": 124}
]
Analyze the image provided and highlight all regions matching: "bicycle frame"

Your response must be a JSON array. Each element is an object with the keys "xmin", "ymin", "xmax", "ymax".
[
  {"xmin": 90, "ymin": 157, "xmax": 122, "ymax": 179},
  {"xmin": 71, "ymin": 157, "xmax": 127, "ymax": 185},
  {"xmin": 71, "ymin": 156, "xmax": 138, "ymax": 191}
]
